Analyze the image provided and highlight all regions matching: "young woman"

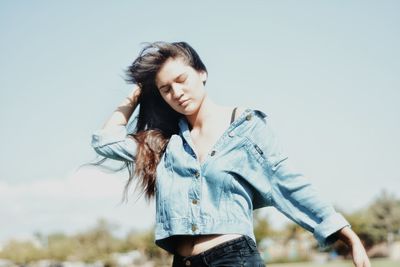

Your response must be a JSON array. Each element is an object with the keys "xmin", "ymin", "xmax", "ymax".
[{"xmin": 91, "ymin": 41, "xmax": 370, "ymax": 267}]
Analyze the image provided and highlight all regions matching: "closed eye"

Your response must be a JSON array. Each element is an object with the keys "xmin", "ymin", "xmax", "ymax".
[
  {"xmin": 161, "ymin": 87, "xmax": 171, "ymax": 93},
  {"xmin": 177, "ymin": 74, "xmax": 187, "ymax": 83},
  {"xmin": 160, "ymin": 73, "xmax": 187, "ymax": 94}
]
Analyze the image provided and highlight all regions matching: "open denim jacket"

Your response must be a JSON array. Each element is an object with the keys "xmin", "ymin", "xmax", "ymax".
[{"xmin": 91, "ymin": 108, "xmax": 350, "ymax": 255}]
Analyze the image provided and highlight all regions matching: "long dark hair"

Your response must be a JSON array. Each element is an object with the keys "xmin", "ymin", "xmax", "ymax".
[{"xmin": 86, "ymin": 41, "xmax": 208, "ymax": 204}]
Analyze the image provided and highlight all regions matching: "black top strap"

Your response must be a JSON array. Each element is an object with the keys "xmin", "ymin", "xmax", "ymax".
[{"xmin": 230, "ymin": 107, "xmax": 238, "ymax": 124}]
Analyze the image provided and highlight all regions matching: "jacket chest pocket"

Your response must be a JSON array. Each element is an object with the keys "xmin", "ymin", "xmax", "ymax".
[{"xmin": 243, "ymin": 137, "xmax": 269, "ymax": 168}]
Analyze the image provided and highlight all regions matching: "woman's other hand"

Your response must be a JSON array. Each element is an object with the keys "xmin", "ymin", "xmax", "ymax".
[
  {"xmin": 336, "ymin": 226, "xmax": 371, "ymax": 267},
  {"xmin": 350, "ymin": 241, "xmax": 371, "ymax": 267}
]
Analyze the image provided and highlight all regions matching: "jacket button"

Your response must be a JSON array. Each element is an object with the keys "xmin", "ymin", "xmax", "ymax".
[
  {"xmin": 185, "ymin": 260, "xmax": 191, "ymax": 266},
  {"xmin": 194, "ymin": 171, "xmax": 200, "ymax": 178},
  {"xmin": 246, "ymin": 114, "xmax": 252, "ymax": 121},
  {"xmin": 191, "ymin": 224, "xmax": 197, "ymax": 232},
  {"xmin": 228, "ymin": 131, "xmax": 235, "ymax": 137},
  {"xmin": 210, "ymin": 150, "xmax": 216, "ymax": 156},
  {"xmin": 192, "ymin": 199, "xmax": 198, "ymax": 205}
]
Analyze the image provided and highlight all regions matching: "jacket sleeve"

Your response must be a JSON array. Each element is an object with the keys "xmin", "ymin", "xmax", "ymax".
[
  {"xmin": 259, "ymin": 115, "xmax": 351, "ymax": 248},
  {"xmin": 91, "ymin": 124, "xmax": 138, "ymax": 162}
]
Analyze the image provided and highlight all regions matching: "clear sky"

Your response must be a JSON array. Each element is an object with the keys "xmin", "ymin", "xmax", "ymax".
[{"xmin": 1, "ymin": 1, "xmax": 399, "ymax": 243}]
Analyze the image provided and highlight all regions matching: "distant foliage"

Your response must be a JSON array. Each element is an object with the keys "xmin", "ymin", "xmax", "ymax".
[
  {"xmin": 332, "ymin": 189, "xmax": 400, "ymax": 256},
  {"xmin": 1, "ymin": 190, "xmax": 399, "ymax": 264}
]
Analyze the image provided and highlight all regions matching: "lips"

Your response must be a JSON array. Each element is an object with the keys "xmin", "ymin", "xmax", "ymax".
[{"xmin": 179, "ymin": 99, "xmax": 189, "ymax": 106}]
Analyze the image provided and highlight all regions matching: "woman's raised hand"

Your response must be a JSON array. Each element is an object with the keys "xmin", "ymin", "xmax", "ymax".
[
  {"xmin": 120, "ymin": 84, "xmax": 141, "ymax": 117},
  {"xmin": 101, "ymin": 84, "xmax": 142, "ymax": 129},
  {"xmin": 128, "ymin": 84, "xmax": 142, "ymax": 108}
]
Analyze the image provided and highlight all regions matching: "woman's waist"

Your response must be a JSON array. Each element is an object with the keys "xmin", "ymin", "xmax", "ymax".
[{"xmin": 175, "ymin": 233, "xmax": 243, "ymax": 257}]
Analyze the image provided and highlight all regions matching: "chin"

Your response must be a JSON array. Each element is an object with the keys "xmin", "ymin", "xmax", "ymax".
[
  {"xmin": 176, "ymin": 109, "xmax": 193, "ymax": 116},
  {"xmin": 175, "ymin": 103, "xmax": 196, "ymax": 115}
]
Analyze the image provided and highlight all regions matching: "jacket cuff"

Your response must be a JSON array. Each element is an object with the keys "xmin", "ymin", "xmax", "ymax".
[
  {"xmin": 313, "ymin": 212, "xmax": 351, "ymax": 248},
  {"xmin": 91, "ymin": 125, "xmax": 128, "ymax": 147}
]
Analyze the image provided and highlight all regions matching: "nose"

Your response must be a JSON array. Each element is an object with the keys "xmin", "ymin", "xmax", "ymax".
[{"xmin": 171, "ymin": 83, "xmax": 184, "ymax": 100}]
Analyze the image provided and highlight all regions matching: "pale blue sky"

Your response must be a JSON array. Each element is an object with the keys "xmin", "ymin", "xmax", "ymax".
[{"xmin": 0, "ymin": 1, "xmax": 399, "ymax": 243}]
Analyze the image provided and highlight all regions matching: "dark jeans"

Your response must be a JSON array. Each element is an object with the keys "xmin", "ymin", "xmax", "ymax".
[{"xmin": 172, "ymin": 235, "xmax": 266, "ymax": 267}]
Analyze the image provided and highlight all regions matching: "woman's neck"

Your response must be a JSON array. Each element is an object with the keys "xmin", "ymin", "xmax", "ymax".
[{"xmin": 185, "ymin": 95, "xmax": 223, "ymax": 131}]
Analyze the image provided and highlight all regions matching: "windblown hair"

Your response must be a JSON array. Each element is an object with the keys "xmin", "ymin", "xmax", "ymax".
[{"xmin": 88, "ymin": 41, "xmax": 208, "ymax": 204}]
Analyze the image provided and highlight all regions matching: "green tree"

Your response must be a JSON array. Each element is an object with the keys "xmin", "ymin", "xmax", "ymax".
[
  {"xmin": 70, "ymin": 218, "xmax": 123, "ymax": 262},
  {"xmin": 253, "ymin": 210, "xmax": 275, "ymax": 244},
  {"xmin": 0, "ymin": 239, "xmax": 45, "ymax": 264},
  {"xmin": 332, "ymin": 190, "xmax": 400, "ymax": 257},
  {"xmin": 126, "ymin": 226, "xmax": 171, "ymax": 266},
  {"xmin": 46, "ymin": 232, "xmax": 79, "ymax": 261},
  {"xmin": 368, "ymin": 190, "xmax": 400, "ymax": 243}
]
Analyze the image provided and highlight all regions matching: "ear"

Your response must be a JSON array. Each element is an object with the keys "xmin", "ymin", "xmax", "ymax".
[{"xmin": 200, "ymin": 71, "xmax": 207, "ymax": 83}]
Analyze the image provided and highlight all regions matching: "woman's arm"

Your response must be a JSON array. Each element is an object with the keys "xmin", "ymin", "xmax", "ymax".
[
  {"xmin": 252, "ymin": 113, "xmax": 371, "ymax": 267},
  {"xmin": 91, "ymin": 85, "xmax": 142, "ymax": 161},
  {"xmin": 335, "ymin": 226, "xmax": 371, "ymax": 267},
  {"xmin": 102, "ymin": 84, "xmax": 141, "ymax": 129}
]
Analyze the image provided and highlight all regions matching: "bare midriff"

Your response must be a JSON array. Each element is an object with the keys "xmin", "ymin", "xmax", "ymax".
[{"xmin": 174, "ymin": 233, "xmax": 243, "ymax": 257}]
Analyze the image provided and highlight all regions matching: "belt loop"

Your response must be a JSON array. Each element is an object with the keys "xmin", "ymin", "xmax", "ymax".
[{"xmin": 243, "ymin": 235, "xmax": 255, "ymax": 251}]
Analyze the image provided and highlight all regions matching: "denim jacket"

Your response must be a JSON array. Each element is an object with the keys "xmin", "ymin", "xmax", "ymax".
[{"xmin": 91, "ymin": 108, "xmax": 350, "ymax": 255}]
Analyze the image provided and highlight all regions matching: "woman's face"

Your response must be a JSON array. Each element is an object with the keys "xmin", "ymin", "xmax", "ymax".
[{"xmin": 155, "ymin": 57, "xmax": 207, "ymax": 115}]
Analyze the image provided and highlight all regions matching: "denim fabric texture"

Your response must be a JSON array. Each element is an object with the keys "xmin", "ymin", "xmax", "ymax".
[
  {"xmin": 91, "ymin": 108, "xmax": 351, "ymax": 255},
  {"xmin": 171, "ymin": 235, "xmax": 265, "ymax": 267}
]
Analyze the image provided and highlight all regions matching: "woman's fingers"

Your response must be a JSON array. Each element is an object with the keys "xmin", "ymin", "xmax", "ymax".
[{"xmin": 351, "ymin": 243, "xmax": 371, "ymax": 267}]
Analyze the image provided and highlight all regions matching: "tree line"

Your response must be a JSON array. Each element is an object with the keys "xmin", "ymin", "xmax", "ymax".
[{"xmin": 1, "ymin": 189, "xmax": 399, "ymax": 265}]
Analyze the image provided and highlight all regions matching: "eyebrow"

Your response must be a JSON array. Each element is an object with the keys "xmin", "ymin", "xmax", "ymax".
[{"xmin": 159, "ymin": 73, "xmax": 186, "ymax": 90}]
